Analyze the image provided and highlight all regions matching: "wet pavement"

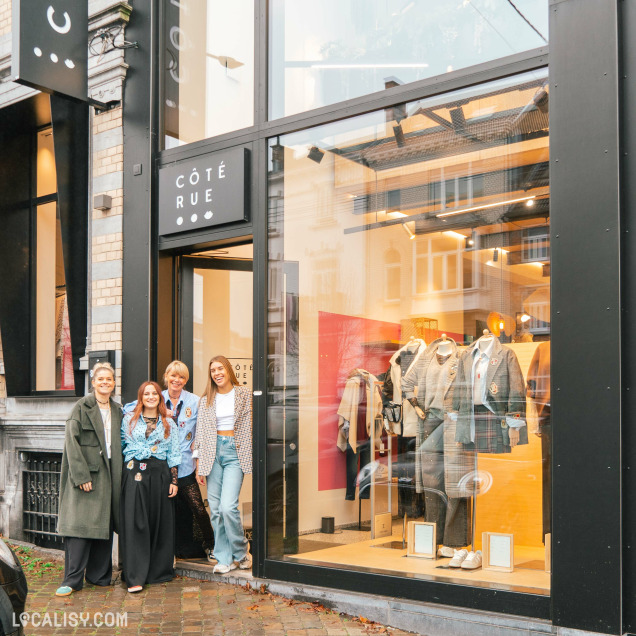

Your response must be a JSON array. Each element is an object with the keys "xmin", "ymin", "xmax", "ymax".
[{"xmin": 19, "ymin": 553, "xmax": 418, "ymax": 635}]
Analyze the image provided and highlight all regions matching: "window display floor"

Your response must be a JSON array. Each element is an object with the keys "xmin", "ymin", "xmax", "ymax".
[{"xmin": 286, "ymin": 532, "xmax": 549, "ymax": 595}]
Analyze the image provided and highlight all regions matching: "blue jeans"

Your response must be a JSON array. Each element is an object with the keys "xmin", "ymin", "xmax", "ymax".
[{"xmin": 206, "ymin": 436, "xmax": 248, "ymax": 566}]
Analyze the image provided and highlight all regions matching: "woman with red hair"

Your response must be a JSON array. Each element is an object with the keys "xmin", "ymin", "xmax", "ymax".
[{"xmin": 120, "ymin": 381, "xmax": 181, "ymax": 592}]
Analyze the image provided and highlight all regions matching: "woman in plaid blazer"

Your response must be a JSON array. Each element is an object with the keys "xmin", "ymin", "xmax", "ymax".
[{"xmin": 194, "ymin": 355, "xmax": 252, "ymax": 574}]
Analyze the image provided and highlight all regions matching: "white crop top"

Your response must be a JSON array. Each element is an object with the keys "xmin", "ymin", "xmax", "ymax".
[{"xmin": 215, "ymin": 389, "xmax": 235, "ymax": 431}]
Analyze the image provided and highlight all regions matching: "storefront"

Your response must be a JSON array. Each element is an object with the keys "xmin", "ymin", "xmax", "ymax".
[
  {"xmin": 116, "ymin": 0, "xmax": 635, "ymax": 633},
  {"xmin": 0, "ymin": 0, "xmax": 632, "ymax": 633}
]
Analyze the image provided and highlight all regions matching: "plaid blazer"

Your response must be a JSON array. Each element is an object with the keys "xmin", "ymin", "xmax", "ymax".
[{"xmin": 194, "ymin": 385, "xmax": 253, "ymax": 475}]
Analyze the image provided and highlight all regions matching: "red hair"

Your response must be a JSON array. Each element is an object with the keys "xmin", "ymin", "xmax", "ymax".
[{"xmin": 129, "ymin": 381, "xmax": 172, "ymax": 439}]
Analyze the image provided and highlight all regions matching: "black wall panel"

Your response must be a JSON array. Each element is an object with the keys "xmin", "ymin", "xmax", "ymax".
[
  {"xmin": 549, "ymin": 0, "xmax": 622, "ymax": 633},
  {"xmin": 51, "ymin": 95, "xmax": 89, "ymax": 395}
]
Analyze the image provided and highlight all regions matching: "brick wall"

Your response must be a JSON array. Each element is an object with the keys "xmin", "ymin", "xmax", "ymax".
[{"xmin": 90, "ymin": 106, "xmax": 124, "ymax": 392}]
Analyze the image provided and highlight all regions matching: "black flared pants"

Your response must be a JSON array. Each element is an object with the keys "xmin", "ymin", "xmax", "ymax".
[{"xmin": 120, "ymin": 457, "xmax": 175, "ymax": 587}]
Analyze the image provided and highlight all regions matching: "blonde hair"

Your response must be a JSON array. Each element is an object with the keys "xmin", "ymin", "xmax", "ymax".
[
  {"xmin": 202, "ymin": 355, "xmax": 239, "ymax": 406},
  {"xmin": 91, "ymin": 361, "xmax": 115, "ymax": 381},
  {"xmin": 163, "ymin": 360, "xmax": 190, "ymax": 387}
]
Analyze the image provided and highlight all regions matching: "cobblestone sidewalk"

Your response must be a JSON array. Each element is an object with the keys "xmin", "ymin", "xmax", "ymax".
[{"xmin": 21, "ymin": 568, "xmax": 418, "ymax": 635}]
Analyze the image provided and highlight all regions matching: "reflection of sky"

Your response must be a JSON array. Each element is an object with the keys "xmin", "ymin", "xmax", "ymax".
[{"xmin": 271, "ymin": 0, "xmax": 548, "ymax": 118}]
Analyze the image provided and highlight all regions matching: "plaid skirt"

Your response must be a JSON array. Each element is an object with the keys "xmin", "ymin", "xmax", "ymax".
[
  {"xmin": 443, "ymin": 414, "xmax": 476, "ymax": 499},
  {"xmin": 463, "ymin": 405, "xmax": 511, "ymax": 455}
]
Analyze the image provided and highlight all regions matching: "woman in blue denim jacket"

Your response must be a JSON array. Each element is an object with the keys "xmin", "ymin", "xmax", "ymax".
[{"xmin": 120, "ymin": 381, "xmax": 181, "ymax": 593}]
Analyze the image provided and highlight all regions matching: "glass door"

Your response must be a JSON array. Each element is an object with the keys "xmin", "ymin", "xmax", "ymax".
[{"xmin": 179, "ymin": 243, "xmax": 254, "ymax": 532}]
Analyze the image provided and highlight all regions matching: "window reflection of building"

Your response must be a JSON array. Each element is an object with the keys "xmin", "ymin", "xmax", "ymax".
[{"xmin": 267, "ymin": 68, "xmax": 551, "ymax": 592}]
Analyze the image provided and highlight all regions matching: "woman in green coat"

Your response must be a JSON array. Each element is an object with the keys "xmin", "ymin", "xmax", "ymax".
[{"xmin": 55, "ymin": 362, "xmax": 123, "ymax": 596}]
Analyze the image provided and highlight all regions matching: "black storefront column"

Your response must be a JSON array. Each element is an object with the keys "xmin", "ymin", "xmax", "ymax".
[
  {"xmin": 122, "ymin": 0, "xmax": 158, "ymax": 402},
  {"xmin": 621, "ymin": 0, "xmax": 636, "ymax": 633},
  {"xmin": 550, "ymin": 0, "xmax": 622, "ymax": 633}
]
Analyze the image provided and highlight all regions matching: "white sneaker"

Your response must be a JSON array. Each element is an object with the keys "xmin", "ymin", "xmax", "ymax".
[
  {"xmin": 236, "ymin": 547, "xmax": 252, "ymax": 570},
  {"xmin": 461, "ymin": 550, "xmax": 483, "ymax": 570},
  {"xmin": 448, "ymin": 548, "xmax": 469, "ymax": 568},
  {"xmin": 437, "ymin": 546, "xmax": 455, "ymax": 558},
  {"xmin": 213, "ymin": 563, "xmax": 237, "ymax": 574}
]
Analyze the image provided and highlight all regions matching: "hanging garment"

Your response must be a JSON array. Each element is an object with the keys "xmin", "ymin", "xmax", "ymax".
[
  {"xmin": 382, "ymin": 340, "xmax": 426, "ymax": 436},
  {"xmin": 336, "ymin": 369, "xmax": 383, "ymax": 453}
]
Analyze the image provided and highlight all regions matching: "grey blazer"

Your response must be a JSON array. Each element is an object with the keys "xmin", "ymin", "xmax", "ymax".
[
  {"xmin": 452, "ymin": 337, "xmax": 527, "ymax": 447},
  {"xmin": 401, "ymin": 337, "xmax": 459, "ymax": 418}
]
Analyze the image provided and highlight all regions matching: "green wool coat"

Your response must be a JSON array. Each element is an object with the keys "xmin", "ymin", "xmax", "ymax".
[{"xmin": 57, "ymin": 394, "xmax": 123, "ymax": 540}]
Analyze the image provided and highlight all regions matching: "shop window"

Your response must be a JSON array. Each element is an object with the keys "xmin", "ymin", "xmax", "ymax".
[
  {"xmin": 267, "ymin": 70, "xmax": 551, "ymax": 595},
  {"xmin": 162, "ymin": 0, "xmax": 254, "ymax": 148},
  {"xmin": 35, "ymin": 129, "xmax": 72, "ymax": 391},
  {"xmin": 269, "ymin": 0, "xmax": 548, "ymax": 119}
]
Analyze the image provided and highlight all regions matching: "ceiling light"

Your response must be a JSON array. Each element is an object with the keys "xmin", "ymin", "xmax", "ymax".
[
  {"xmin": 443, "ymin": 231, "xmax": 467, "ymax": 240},
  {"xmin": 436, "ymin": 195, "xmax": 537, "ymax": 218},
  {"xmin": 526, "ymin": 199, "xmax": 535, "ymax": 207},
  {"xmin": 402, "ymin": 223, "xmax": 416, "ymax": 240},
  {"xmin": 389, "ymin": 211, "xmax": 407, "ymax": 218},
  {"xmin": 208, "ymin": 54, "xmax": 244, "ymax": 70}
]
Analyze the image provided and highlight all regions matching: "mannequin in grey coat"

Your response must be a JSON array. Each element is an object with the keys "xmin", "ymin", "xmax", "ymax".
[{"xmin": 402, "ymin": 336, "xmax": 471, "ymax": 549}]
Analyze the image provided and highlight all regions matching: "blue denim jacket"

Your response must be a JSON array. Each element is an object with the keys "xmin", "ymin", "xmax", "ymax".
[
  {"xmin": 123, "ymin": 389, "xmax": 199, "ymax": 478},
  {"xmin": 121, "ymin": 413, "xmax": 182, "ymax": 468}
]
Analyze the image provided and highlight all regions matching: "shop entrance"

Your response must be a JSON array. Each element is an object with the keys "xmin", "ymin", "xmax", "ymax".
[{"xmin": 178, "ymin": 242, "xmax": 254, "ymax": 557}]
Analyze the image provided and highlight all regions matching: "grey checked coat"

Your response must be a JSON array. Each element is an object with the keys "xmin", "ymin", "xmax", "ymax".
[
  {"xmin": 453, "ymin": 337, "xmax": 527, "ymax": 447},
  {"xmin": 194, "ymin": 385, "xmax": 253, "ymax": 475}
]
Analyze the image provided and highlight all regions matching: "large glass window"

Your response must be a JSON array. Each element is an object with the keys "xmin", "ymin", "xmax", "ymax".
[
  {"xmin": 269, "ymin": 0, "xmax": 549, "ymax": 119},
  {"xmin": 267, "ymin": 70, "xmax": 550, "ymax": 594},
  {"xmin": 35, "ymin": 128, "xmax": 72, "ymax": 391},
  {"xmin": 162, "ymin": 0, "xmax": 254, "ymax": 148}
]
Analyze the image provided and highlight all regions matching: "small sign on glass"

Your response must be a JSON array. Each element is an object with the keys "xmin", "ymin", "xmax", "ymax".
[
  {"xmin": 407, "ymin": 521, "xmax": 436, "ymax": 559},
  {"xmin": 482, "ymin": 532, "xmax": 514, "ymax": 572}
]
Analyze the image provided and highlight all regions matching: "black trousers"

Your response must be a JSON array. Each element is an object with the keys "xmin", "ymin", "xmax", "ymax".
[
  {"xmin": 120, "ymin": 457, "xmax": 175, "ymax": 587},
  {"xmin": 345, "ymin": 440, "xmax": 371, "ymax": 500},
  {"xmin": 62, "ymin": 535, "xmax": 113, "ymax": 590},
  {"xmin": 397, "ymin": 435, "xmax": 425, "ymax": 518}
]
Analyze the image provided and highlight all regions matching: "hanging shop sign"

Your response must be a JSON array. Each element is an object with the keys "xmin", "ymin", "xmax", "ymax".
[
  {"xmin": 12, "ymin": 0, "xmax": 88, "ymax": 102},
  {"xmin": 158, "ymin": 146, "xmax": 250, "ymax": 236}
]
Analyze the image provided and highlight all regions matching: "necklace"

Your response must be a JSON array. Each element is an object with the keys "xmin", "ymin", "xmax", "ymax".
[{"xmin": 96, "ymin": 397, "xmax": 110, "ymax": 405}]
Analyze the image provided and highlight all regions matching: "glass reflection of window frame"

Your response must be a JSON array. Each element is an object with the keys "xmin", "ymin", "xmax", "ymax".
[
  {"xmin": 414, "ymin": 237, "xmax": 462, "ymax": 295},
  {"xmin": 269, "ymin": 0, "xmax": 549, "ymax": 119}
]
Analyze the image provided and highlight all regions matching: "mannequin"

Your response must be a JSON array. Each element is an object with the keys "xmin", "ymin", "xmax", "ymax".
[
  {"xmin": 381, "ymin": 338, "xmax": 426, "ymax": 517},
  {"xmin": 453, "ymin": 330, "xmax": 527, "ymax": 453},
  {"xmin": 402, "ymin": 335, "xmax": 471, "ymax": 551}
]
